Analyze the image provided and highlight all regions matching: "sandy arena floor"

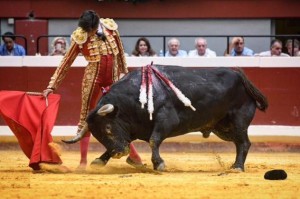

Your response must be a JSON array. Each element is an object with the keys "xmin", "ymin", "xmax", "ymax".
[{"xmin": 0, "ymin": 148, "xmax": 299, "ymax": 199}]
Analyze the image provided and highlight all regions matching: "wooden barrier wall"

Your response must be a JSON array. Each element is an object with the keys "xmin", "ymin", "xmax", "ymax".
[{"xmin": 0, "ymin": 57, "xmax": 300, "ymax": 127}]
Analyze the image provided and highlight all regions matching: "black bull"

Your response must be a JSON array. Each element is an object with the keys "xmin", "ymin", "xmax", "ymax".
[{"xmin": 64, "ymin": 65, "xmax": 268, "ymax": 171}]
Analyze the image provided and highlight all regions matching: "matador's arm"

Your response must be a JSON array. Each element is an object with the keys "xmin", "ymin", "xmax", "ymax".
[{"xmin": 47, "ymin": 28, "xmax": 85, "ymax": 90}]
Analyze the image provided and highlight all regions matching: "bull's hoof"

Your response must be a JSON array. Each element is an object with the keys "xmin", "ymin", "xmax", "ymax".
[
  {"xmin": 228, "ymin": 167, "xmax": 244, "ymax": 173},
  {"xmin": 154, "ymin": 162, "xmax": 165, "ymax": 171},
  {"xmin": 90, "ymin": 158, "xmax": 107, "ymax": 169},
  {"xmin": 126, "ymin": 157, "xmax": 145, "ymax": 168},
  {"xmin": 231, "ymin": 164, "xmax": 244, "ymax": 172}
]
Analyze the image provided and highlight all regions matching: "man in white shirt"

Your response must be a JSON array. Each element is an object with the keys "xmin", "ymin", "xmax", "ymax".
[
  {"xmin": 258, "ymin": 39, "xmax": 289, "ymax": 57},
  {"xmin": 188, "ymin": 37, "xmax": 217, "ymax": 57},
  {"xmin": 165, "ymin": 38, "xmax": 187, "ymax": 57}
]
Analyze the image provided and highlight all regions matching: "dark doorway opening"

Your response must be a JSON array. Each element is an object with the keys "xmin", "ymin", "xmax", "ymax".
[{"xmin": 275, "ymin": 19, "xmax": 300, "ymax": 55}]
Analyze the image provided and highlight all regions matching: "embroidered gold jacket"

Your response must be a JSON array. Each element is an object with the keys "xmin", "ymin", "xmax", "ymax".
[{"xmin": 47, "ymin": 18, "xmax": 128, "ymax": 90}]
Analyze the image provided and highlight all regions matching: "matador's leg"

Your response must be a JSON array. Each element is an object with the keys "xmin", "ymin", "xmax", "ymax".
[
  {"xmin": 78, "ymin": 62, "xmax": 101, "ymax": 168},
  {"xmin": 80, "ymin": 56, "xmax": 143, "ymax": 168}
]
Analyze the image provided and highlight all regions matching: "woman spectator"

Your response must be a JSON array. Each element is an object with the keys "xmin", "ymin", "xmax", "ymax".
[
  {"xmin": 131, "ymin": 37, "xmax": 157, "ymax": 57},
  {"xmin": 50, "ymin": 37, "xmax": 69, "ymax": 56}
]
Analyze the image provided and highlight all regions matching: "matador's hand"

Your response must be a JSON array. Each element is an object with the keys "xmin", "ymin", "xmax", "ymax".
[{"xmin": 43, "ymin": 88, "xmax": 53, "ymax": 98}]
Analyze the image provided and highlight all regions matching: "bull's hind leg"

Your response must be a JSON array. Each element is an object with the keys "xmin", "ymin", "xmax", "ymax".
[
  {"xmin": 215, "ymin": 99, "xmax": 255, "ymax": 172},
  {"xmin": 214, "ymin": 128, "xmax": 251, "ymax": 172},
  {"xmin": 214, "ymin": 116, "xmax": 253, "ymax": 172},
  {"xmin": 230, "ymin": 102, "xmax": 255, "ymax": 171},
  {"xmin": 231, "ymin": 131, "xmax": 251, "ymax": 171}
]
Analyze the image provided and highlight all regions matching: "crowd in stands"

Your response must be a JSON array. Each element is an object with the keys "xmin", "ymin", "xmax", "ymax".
[
  {"xmin": 1, "ymin": 31, "xmax": 299, "ymax": 57},
  {"xmin": 128, "ymin": 36, "xmax": 299, "ymax": 57}
]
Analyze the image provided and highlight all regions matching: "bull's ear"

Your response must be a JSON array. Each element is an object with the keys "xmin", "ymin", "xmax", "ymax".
[{"xmin": 97, "ymin": 104, "xmax": 114, "ymax": 116}]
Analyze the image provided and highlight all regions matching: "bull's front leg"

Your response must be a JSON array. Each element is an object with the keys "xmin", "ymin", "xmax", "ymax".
[
  {"xmin": 149, "ymin": 108, "xmax": 179, "ymax": 171},
  {"xmin": 90, "ymin": 150, "xmax": 111, "ymax": 169},
  {"xmin": 149, "ymin": 133, "xmax": 165, "ymax": 171}
]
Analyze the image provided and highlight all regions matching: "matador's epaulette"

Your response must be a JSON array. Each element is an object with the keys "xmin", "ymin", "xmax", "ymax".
[
  {"xmin": 100, "ymin": 18, "xmax": 118, "ymax": 30},
  {"xmin": 71, "ymin": 27, "xmax": 88, "ymax": 45}
]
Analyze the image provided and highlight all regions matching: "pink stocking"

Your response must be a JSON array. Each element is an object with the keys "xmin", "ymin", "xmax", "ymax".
[
  {"xmin": 128, "ymin": 143, "xmax": 142, "ymax": 164},
  {"xmin": 79, "ymin": 136, "xmax": 90, "ymax": 166}
]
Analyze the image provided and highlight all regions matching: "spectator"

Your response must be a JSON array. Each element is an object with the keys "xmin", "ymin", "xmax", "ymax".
[
  {"xmin": 285, "ymin": 39, "xmax": 300, "ymax": 57},
  {"xmin": 224, "ymin": 36, "xmax": 254, "ymax": 56},
  {"xmin": 0, "ymin": 32, "xmax": 26, "ymax": 56},
  {"xmin": 131, "ymin": 37, "xmax": 157, "ymax": 57},
  {"xmin": 165, "ymin": 38, "xmax": 187, "ymax": 57},
  {"xmin": 258, "ymin": 39, "xmax": 289, "ymax": 57},
  {"xmin": 50, "ymin": 37, "xmax": 69, "ymax": 56},
  {"xmin": 188, "ymin": 38, "xmax": 216, "ymax": 57}
]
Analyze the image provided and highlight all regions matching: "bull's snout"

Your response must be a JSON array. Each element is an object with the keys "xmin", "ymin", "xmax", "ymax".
[{"xmin": 111, "ymin": 146, "xmax": 130, "ymax": 159}]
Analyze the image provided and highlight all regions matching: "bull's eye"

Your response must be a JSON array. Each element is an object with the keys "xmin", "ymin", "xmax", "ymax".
[
  {"xmin": 105, "ymin": 124, "xmax": 112, "ymax": 134},
  {"xmin": 106, "ymin": 124, "xmax": 111, "ymax": 130}
]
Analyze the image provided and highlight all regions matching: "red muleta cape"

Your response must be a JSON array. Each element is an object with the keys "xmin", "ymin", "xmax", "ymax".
[{"xmin": 0, "ymin": 90, "xmax": 62, "ymax": 170}]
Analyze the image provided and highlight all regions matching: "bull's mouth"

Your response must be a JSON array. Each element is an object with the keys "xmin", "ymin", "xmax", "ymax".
[{"xmin": 111, "ymin": 145, "xmax": 130, "ymax": 159}]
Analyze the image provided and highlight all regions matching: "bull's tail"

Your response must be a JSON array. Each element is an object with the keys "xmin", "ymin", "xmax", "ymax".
[{"xmin": 235, "ymin": 68, "xmax": 268, "ymax": 112}]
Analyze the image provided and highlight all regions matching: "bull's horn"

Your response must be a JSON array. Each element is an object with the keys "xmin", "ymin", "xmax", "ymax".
[
  {"xmin": 97, "ymin": 104, "xmax": 114, "ymax": 116},
  {"xmin": 61, "ymin": 124, "xmax": 88, "ymax": 144}
]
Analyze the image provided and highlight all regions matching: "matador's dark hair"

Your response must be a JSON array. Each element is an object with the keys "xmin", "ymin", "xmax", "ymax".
[{"xmin": 78, "ymin": 10, "xmax": 99, "ymax": 32}]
